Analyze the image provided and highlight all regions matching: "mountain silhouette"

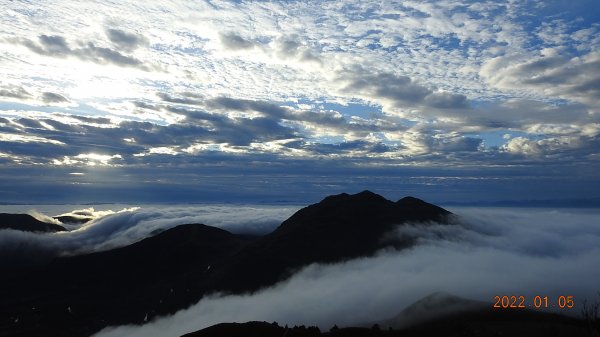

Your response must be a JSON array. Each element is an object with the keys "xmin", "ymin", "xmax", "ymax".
[
  {"xmin": 207, "ymin": 191, "xmax": 452, "ymax": 293},
  {"xmin": 182, "ymin": 321, "xmax": 322, "ymax": 337},
  {"xmin": 0, "ymin": 223, "xmax": 256, "ymax": 337},
  {"xmin": 0, "ymin": 213, "xmax": 66, "ymax": 232},
  {"xmin": 0, "ymin": 191, "xmax": 453, "ymax": 337},
  {"xmin": 376, "ymin": 292, "xmax": 489, "ymax": 329}
]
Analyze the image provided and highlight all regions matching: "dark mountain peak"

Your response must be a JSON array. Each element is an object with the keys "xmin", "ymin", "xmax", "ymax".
[
  {"xmin": 277, "ymin": 191, "xmax": 449, "ymax": 234},
  {"xmin": 349, "ymin": 190, "xmax": 392, "ymax": 205},
  {"xmin": 278, "ymin": 191, "xmax": 393, "ymax": 231},
  {"xmin": 0, "ymin": 213, "xmax": 66, "ymax": 233},
  {"xmin": 210, "ymin": 192, "xmax": 453, "ymax": 293},
  {"xmin": 350, "ymin": 189, "xmax": 387, "ymax": 200},
  {"xmin": 397, "ymin": 196, "xmax": 422, "ymax": 204},
  {"xmin": 321, "ymin": 190, "xmax": 387, "ymax": 204},
  {"xmin": 356, "ymin": 189, "xmax": 381, "ymax": 196},
  {"xmin": 395, "ymin": 196, "xmax": 451, "ymax": 222},
  {"xmin": 59, "ymin": 223, "xmax": 250, "ymax": 270},
  {"xmin": 322, "ymin": 192, "xmax": 350, "ymax": 201},
  {"xmin": 146, "ymin": 223, "xmax": 235, "ymax": 243}
]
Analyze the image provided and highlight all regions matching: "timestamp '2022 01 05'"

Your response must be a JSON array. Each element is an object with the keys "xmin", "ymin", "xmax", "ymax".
[{"xmin": 493, "ymin": 295, "xmax": 575, "ymax": 309}]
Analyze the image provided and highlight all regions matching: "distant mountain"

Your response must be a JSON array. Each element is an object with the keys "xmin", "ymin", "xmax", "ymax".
[
  {"xmin": 0, "ymin": 191, "xmax": 453, "ymax": 337},
  {"xmin": 53, "ymin": 215, "xmax": 93, "ymax": 225},
  {"xmin": 388, "ymin": 293, "xmax": 589, "ymax": 337},
  {"xmin": 0, "ymin": 213, "xmax": 66, "ymax": 232},
  {"xmin": 376, "ymin": 292, "xmax": 488, "ymax": 329}
]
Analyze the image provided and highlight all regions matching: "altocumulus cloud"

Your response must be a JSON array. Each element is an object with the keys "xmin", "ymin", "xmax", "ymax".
[
  {"xmin": 93, "ymin": 208, "xmax": 600, "ymax": 337},
  {"xmin": 17, "ymin": 33, "xmax": 152, "ymax": 70},
  {"xmin": 2, "ymin": 0, "xmax": 600, "ymax": 175}
]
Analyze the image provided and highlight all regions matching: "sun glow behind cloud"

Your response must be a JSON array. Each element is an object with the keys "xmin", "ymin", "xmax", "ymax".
[
  {"xmin": 53, "ymin": 153, "xmax": 123, "ymax": 167},
  {"xmin": 0, "ymin": 133, "xmax": 65, "ymax": 145}
]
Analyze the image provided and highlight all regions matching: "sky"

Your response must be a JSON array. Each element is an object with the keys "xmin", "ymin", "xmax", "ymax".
[{"xmin": 1, "ymin": 0, "xmax": 600, "ymax": 204}]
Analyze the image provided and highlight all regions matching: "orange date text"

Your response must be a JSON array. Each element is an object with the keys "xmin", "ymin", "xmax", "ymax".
[{"xmin": 493, "ymin": 295, "xmax": 575, "ymax": 309}]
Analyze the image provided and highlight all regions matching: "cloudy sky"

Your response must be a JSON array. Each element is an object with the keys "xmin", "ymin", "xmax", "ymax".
[{"xmin": 1, "ymin": 0, "xmax": 599, "ymax": 204}]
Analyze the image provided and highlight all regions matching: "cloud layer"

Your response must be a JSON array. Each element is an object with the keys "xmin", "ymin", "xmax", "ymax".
[
  {"xmin": 0, "ymin": 204, "xmax": 297, "ymax": 266},
  {"xmin": 92, "ymin": 207, "xmax": 600, "ymax": 337}
]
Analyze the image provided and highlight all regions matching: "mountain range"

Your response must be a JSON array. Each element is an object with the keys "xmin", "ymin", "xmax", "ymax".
[{"xmin": 0, "ymin": 191, "xmax": 593, "ymax": 337}]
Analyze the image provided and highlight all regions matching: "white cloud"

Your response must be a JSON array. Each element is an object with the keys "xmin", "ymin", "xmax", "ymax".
[
  {"xmin": 501, "ymin": 135, "xmax": 589, "ymax": 158},
  {"xmin": 503, "ymin": 137, "xmax": 543, "ymax": 156},
  {"xmin": 480, "ymin": 50, "xmax": 600, "ymax": 108},
  {"xmin": 52, "ymin": 153, "xmax": 123, "ymax": 167},
  {"xmin": 0, "ymin": 133, "xmax": 65, "ymax": 145},
  {"xmin": 0, "ymin": 204, "xmax": 298, "ymax": 259},
  {"xmin": 0, "ymin": 0, "xmax": 570, "ymax": 109},
  {"xmin": 27, "ymin": 210, "xmax": 63, "ymax": 225}
]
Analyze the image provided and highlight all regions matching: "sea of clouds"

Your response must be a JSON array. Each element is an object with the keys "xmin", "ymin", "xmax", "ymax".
[
  {"xmin": 0, "ymin": 204, "xmax": 299, "ymax": 265},
  {"xmin": 90, "ymin": 207, "xmax": 600, "ymax": 337},
  {"xmin": 2, "ymin": 205, "xmax": 599, "ymax": 336}
]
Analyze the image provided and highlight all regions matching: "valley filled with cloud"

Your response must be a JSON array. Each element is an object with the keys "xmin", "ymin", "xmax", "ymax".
[
  {"xmin": 0, "ymin": 204, "xmax": 297, "ymax": 264},
  {"xmin": 81, "ymin": 206, "xmax": 600, "ymax": 337},
  {"xmin": 2, "ymin": 203, "xmax": 598, "ymax": 336}
]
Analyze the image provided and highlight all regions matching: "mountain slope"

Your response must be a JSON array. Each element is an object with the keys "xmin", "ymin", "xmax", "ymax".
[
  {"xmin": 182, "ymin": 321, "xmax": 321, "ymax": 337},
  {"xmin": 0, "ymin": 223, "xmax": 257, "ymax": 337},
  {"xmin": 207, "ymin": 191, "xmax": 452, "ymax": 293},
  {"xmin": 0, "ymin": 213, "xmax": 66, "ymax": 232},
  {"xmin": 377, "ymin": 292, "xmax": 489, "ymax": 329},
  {"xmin": 394, "ymin": 293, "xmax": 589, "ymax": 337}
]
